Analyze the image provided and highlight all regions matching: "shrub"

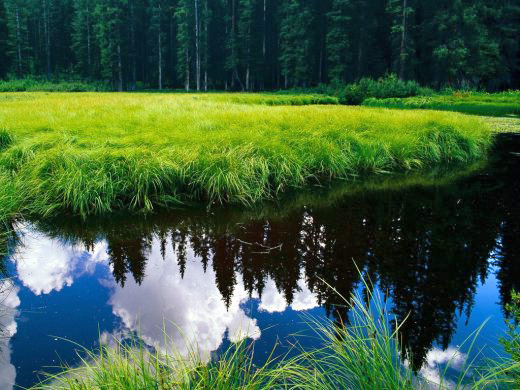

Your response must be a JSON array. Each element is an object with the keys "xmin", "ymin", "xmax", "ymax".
[
  {"xmin": 0, "ymin": 78, "xmax": 109, "ymax": 92},
  {"xmin": 340, "ymin": 74, "xmax": 433, "ymax": 105}
]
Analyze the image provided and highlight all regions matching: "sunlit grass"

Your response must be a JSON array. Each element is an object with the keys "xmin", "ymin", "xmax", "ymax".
[{"xmin": 0, "ymin": 92, "xmax": 492, "ymax": 218}]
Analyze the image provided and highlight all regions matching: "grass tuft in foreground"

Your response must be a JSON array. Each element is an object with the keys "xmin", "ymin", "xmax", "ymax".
[
  {"xmin": 32, "ymin": 280, "xmax": 519, "ymax": 389},
  {"xmin": 0, "ymin": 93, "xmax": 493, "ymax": 218}
]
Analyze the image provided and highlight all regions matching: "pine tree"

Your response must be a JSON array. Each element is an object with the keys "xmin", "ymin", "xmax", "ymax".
[
  {"xmin": 72, "ymin": 0, "xmax": 96, "ymax": 78},
  {"xmin": 279, "ymin": 0, "xmax": 314, "ymax": 87},
  {"xmin": 5, "ymin": 0, "xmax": 29, "ymax": 76},
  {"xmin": 175, "ymin": 0, "xmax": 192, "ymax": 91},
  {"xmin": 326, "ymin": 0, "xmax": 351, "ymax": 83},
  {"xmin": 94, "ymin": 0, "xmax": 126, "ymax": 90},
  {"xmin": 149, "ymin": 0, "xmax": 165, "ymax": 89},
  {"xmin": 237, "ymin": 0, "xmax": 256, "ymax": 90},
  {"xmin": 225, "ymin": 0, "xmax": 242, "ymax": 89},
  {"xmin": 387, "ymin": 0, "xmax": 415, "ymax": 79}
]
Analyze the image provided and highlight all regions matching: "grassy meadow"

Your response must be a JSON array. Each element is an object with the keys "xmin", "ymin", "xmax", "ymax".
[
  {"xmin": 363, "ymin": 90, "xmax": 520, "ymax": 117},
  {"xmin": 0, "ymin": 92, "xmax": 493, "ymax": 218}
]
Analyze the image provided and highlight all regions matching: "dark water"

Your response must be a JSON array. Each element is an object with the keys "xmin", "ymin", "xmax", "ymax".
[{"xmin": 1, "ymin": 134, "xmax": 519, "ymax": 389}]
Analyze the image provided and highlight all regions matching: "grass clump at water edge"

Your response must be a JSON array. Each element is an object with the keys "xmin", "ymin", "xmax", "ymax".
[
  {"xmin": 0, "ymin": 92, "xmax": 493, "ymax": 218},
  {"xmin": 363, "ymin": 91, "xmax": 520, "ymax": 117}
]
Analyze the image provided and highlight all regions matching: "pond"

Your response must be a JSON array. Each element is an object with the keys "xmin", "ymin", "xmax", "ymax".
[{"xmin": 1, "ymin": 134, "xmax": 518, "ymax": 388}]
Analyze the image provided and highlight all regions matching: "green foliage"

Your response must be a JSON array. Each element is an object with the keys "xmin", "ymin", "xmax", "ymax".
[
  {"xmin": 0, "ymin": 92, "xmax": 492, "ymax": 219},
  {"xmin": 363, "ymin": 91, "xmax": 520, "ymax": 117},
  {"xmin": 340, "ymin": 74, "xmax": 433, "ymax": 105}
]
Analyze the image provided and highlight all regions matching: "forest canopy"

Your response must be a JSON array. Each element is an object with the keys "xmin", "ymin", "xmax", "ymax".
[{"xmin": 0, "ymin": 0, "xmax": 518, "ymax": 91}]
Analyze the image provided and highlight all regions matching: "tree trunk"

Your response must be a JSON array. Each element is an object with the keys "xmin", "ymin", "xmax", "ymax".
[
  {"xmin": 194, "ymin": 0, "xmax": 200, "ymax": 91},
  {"xmin": 262, "ymin": 0, "xmax": 266, "ymax": 57},
  {"xmin": 203, "ymin": 0, "xmax": 208, "ymax": 91},
  {"xmin": 158, "ymin": 26, "xmax": 162, "ymax": 90},
  {"xmin": 43, "ymin": 0, "xmax": 51, "ymax": 79},
  {"xmin": 319, "ymin": 47, "xmax": 323, "ymax": 83},
  {"xmin": 185, "ymin": 47, "xmax": 190, "ymax": 91},
  {"xmin": 398, "ymin": 0, "xmax": 407, "ymax": 79},
  {"xmin": 15, "ymin": 7, "xmax": 22, "ymax": 75},
  {"xmin": 117, "ymin": 43, "xmax": 123, "ymax": 92},
  {"xmin": 86, "ymin": 0, "xmax": 91, "ymax": 77},
  {"xmin": 129, "ymin": 0, "xmax": 136, "ymax": 90},
  {"xmin": 357, "ymin": 3, "xmax": 365, "ymax": 78}
]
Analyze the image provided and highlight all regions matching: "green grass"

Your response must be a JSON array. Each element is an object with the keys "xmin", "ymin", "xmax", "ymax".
[
  {"xmin": 500, "ymin": 290, "xmax": 520, "ymax": 387},
  {"xmin": 32, "ymin": 281, "xmax": 519, "ymax": 389},
  {"xmin": 195, "ymin": 92, "xmax": 339, "ymax": 105},
  {"xmin": 0, "ymin": 92, "xmax": 492, "ymax": 218},
  {"xmin": 363, "ymin": 91, "xmax": 520, "ymax": 117}
]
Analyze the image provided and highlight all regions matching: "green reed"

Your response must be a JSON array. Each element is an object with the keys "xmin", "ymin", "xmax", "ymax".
[{"xmin": 32, "ymin": 279, "xmax": 519, "ymax": 389}]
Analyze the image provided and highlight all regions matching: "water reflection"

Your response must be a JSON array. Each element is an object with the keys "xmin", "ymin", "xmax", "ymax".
[
  {"xmin": 3, "ymin": 134, "xmax": 520, "ymax": 384},
  {"xmin": 106, "ymin": 238, "xmax": 260, "ymax": 359},
  {"xmin": 0, "ymin": 279, "xmax": 19, "ymax": 390}
]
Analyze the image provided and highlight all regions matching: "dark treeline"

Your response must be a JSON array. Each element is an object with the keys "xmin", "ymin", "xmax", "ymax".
[{"xmin": 0, "ymin": 0, "xmax": 518, "ymax": 91}]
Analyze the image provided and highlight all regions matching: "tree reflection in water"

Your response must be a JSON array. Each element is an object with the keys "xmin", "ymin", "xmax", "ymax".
[{"xmin": 21, "ymin": 134, "xmax": 520, "ymax": 371}]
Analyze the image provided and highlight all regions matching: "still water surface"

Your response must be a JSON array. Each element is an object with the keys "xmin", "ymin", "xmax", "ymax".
[{"xmin": 1, "ymin": 134, "xmax": 518, "ymax": 388}]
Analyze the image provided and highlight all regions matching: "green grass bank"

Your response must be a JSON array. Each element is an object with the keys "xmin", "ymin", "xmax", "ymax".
[
  {"xmin": 0, "ymin": 92, "xmax": 492, "ymax": 218},
  {"xmin": 363, "ymin": 91, "xmax": 520, "ymax": 117}
]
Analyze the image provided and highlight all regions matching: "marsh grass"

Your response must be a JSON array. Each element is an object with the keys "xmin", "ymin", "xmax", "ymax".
[
  {"xmin": 195, "ymin": 92, "xmax": 339, "ymax": 105},
  {"xmin": 0, "ymin": 92, "xmax": 492, "ymax": 218},
  {"xmin": 32, "ymin": 277, "xmax": 519, "ymax": 389},
  {"xmin": 363, "ymin": 91, "xmax": 520, "ymax": 117},
  {"xmin": 33, "ymin": 331, "xmax": 282, "ymax": 389}
]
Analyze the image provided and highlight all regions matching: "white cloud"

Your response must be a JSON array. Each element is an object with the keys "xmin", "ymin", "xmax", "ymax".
[
  {"xmin": 291, "ymin": 277, "xmax": 320, "ymax": 311},
  {"xmin": 106, "ymin": 237, "xmax": 260, "ymax": 361},
  {"xmin": 12, "ymin": 229, "xmax": 80, "ymax": 295},
  {"xmin": 258, "ymin": 273, "xmax": 319, "ymax": 313},
  {"xmin": 258, "ymin": 278, "xmax": 287, "ymax": 313},
  {"xmin": 12, "ymin": 226, "xmax": 110, "ymax": 295},
  {"xmin": 409, "ymin": 346, "xmax": 467, "ymax": 389},
  {"xmin": 0, "ymin": 279, "xmax": 20, "ymax": 390}
]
